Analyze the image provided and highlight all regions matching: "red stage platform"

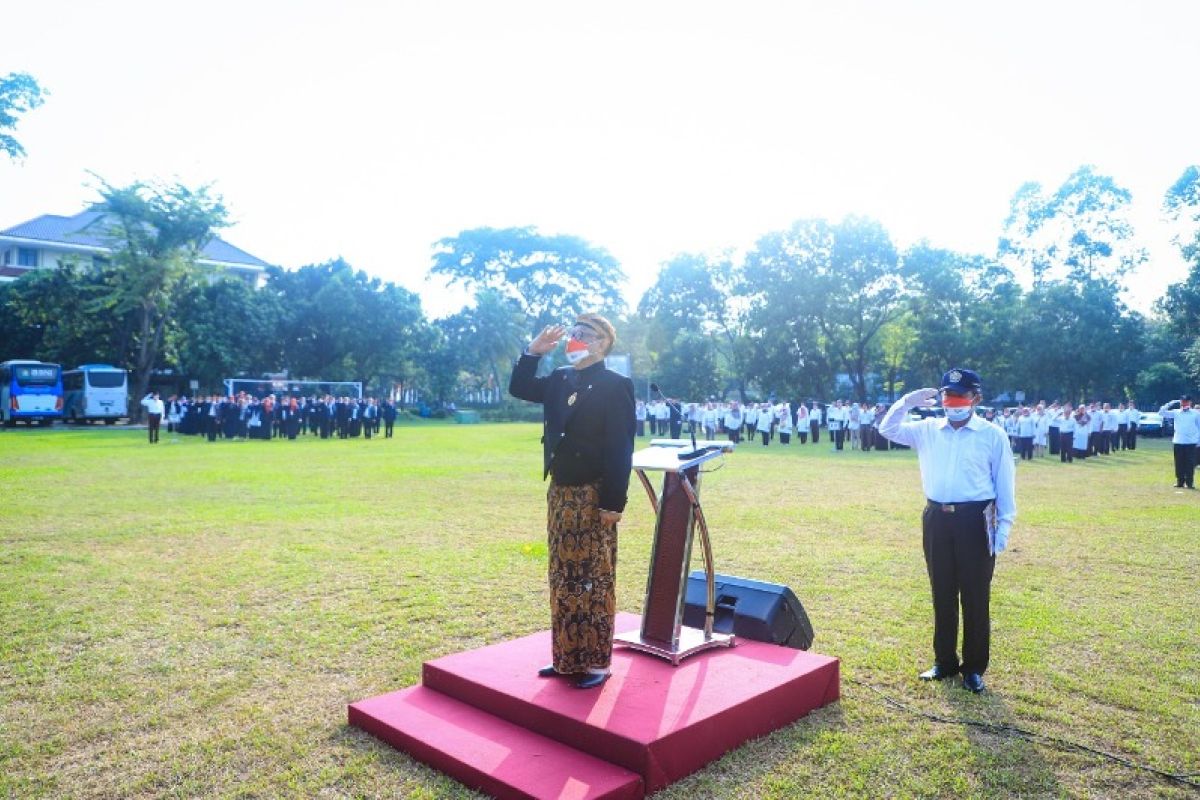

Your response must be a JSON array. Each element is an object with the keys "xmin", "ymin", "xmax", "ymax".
[{"xmin": 349, "ymin": 612, "xmax": 839, "ymax": 799}]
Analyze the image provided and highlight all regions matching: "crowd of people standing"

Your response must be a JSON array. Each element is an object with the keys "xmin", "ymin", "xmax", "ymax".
[
  {"xmin": 636, "ymin": 399, "xmax": 897, "ymax": 451},
  {"xmin": 147, "ymin": 392, "xmax": 399, "ymax": 442},
  {"xmin": 633, "ymin": 397, "xmax": 1174, "ymax": 466}
]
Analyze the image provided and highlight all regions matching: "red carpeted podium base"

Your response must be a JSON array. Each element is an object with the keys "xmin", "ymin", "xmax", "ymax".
[{"xmin": 349, "ymin": 612, "xmax": 839, "ymax": 799}]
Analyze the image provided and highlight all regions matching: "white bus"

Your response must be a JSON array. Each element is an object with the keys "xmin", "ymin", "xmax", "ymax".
[{"xmin": 62, "ymin": 364, "xmax": 128, "ymax": 424}]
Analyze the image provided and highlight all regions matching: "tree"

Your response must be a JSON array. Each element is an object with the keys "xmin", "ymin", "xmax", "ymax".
[
  {"xmin": 1160, "ymin": 166, "xmax": 1200, "ymax": 340},
  {"xmin": 431, "ymin": 227, "xmax": 626, "ymax": 330},
  {"xmin": 1135, "ymin": 362, "xmax": 1191, "ymax": 405},
  {"xmin": 172, "ymin": 277, "xmax": 283, "ymax": 391},
  {"xmin": 740, "ymin": 219, "xmax": 838, "ymax": 399},
  {"xmin": 437, "ymin": 289, "xmax": 528, "ymax": 404},
  {"xmin": 638, "ymin": 252, "xmax": 751, "ymax": 400},
  {"xmin": 265, "ymin": 259, "xmax": 427, "ymax": 392},
  {"xmin": 0, "ymin": 72, "xmax": 46, "ymax": 161},
  {"xmin": 1164, "ymin": 165, "xmax": 1200, "ymax": 268},
  {"xmin": 998, "ymin": 165, "xmax": 1146, "ymax": 285},
  {"xmin": 877, "ymin": 312, "xmax": 917, "ymax": 401},
  {"xmin": 90, "ymin": 180, "xmax": 230, "ymax": 418},
  {"xmin": 743, "ymin": 217, "xmax": 903, "ymax": 401}
]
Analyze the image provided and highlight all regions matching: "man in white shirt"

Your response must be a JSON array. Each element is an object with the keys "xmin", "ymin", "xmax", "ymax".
[
  {"xmin": 1124, "ymin": 400, "xmax": 1139, "ymax": 450},
  {"xmin": 723, "ymin": 402, "xmax": 743, "ymax": 444},
  {"xmin": 141, "ymin": 391, "xmax": 165, "ymax": 444},
  {"xmin": 1016, "ymin": 407, "xmax": 1036, "ymax": 460},
  {"xmin": 878, "ymin": 368, "xmax": 1016, "ymax": 694},
  {"xmin": 1172, "ymin": 395, "xmax": 1199, "ymax": 489},
  {"xmin": 828, "ymin": 400, "xmax": 845, "ymax": 451}
]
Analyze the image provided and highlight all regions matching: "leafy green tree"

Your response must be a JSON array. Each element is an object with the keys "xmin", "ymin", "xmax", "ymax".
[
  {"xmin": 265, "ymin": 259, "xmax": 427, "ymax": 393},
  {"xmin": 740, "ymin": 219, "xmax": 837, "ymax": 399},
  {"xmin": 0, "ymin": 72, "xmax": 46, "ymax": 161},
  {"xmin": 1135, "ymin": 362, "xmax": 1191, "ymax": 405},
  {"xmin": 431, "ymin": 227, "xmax": 626, "ymax": 330},
  {"xmin": 744, "ymin": 217, "xmax": 903, "ymax": 401},
  {"xmin": 0, "ymin": 266, "xmax": 124, "ymax": 364},
  {"xmin": 877, "ymin": 312, "xmax": 917, "ymax": 401},
  {"xmin": 172, "ymin": 277, "xmax": 283, "ymax": 391},
  {"xmin": 1160, "ymin": 166, "xmax": 1200, "ymax": 341},
  {"xmin": 1164, "ymin": 165, "xmax": 1200, "ymax": 269},
  {"xmin": 88, "ymin": 180, "xmax": 230, "ymax": 416},
  {"xmin": 998, "ymin": 165, "xmax": 1146, "ymax": 285},
  {"xmin": 437, "ymin": 289, "xmax": 528, "ymax": 404},
  {"xmin": 638, "ymin": 252, "xmax": 751, "ymax": 400},
  {"xmin": 652, "ymin": 330, "xmax": 721, "ymax": 402}
]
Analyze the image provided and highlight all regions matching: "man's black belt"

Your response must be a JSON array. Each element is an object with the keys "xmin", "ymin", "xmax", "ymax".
[{"xmin": 927, "ymin": 499, "xmax": 993, "ymax": 513}]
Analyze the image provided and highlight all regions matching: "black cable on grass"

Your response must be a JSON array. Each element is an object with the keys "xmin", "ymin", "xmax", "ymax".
[{"xmin": 846, "ymin": 678, "xmax": 1200, "ymax": 790}]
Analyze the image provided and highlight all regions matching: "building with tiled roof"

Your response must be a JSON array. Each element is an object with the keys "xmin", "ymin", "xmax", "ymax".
[{"xmin": 0, "ymin": 210, "xmax": 272, "ymax": 284}]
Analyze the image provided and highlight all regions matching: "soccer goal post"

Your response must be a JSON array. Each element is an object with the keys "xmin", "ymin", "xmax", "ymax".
[{"xmin": 221, "ymin": 377, "xmax": 364, "ymax": 399}]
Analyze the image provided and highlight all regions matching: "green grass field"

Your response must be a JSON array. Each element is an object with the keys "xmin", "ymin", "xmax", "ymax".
[{"xmin": 1, "ymin": 422, "xmax": 1197, "ymax": 799}]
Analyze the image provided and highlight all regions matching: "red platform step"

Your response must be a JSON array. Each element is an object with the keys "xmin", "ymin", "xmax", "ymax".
[
  {"xmin": 349, "ymin": 685, "xmax": 643, "ymax": 800},
  {"xmin": 350, "ymin": 612, "xmax": 840, "ymax": 798}
]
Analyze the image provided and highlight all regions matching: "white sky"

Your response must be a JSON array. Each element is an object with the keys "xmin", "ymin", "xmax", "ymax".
[{"xmin": 1, "ymin": 1, "xmax": 1196, "ymax": 317}]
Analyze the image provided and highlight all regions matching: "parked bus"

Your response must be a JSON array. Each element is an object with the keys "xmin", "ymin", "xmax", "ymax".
[
  {"xmin": 0, "ymin": 360, "xmax": 63, "ymax": 427},
  {"xmin": 63, "ymin": 364, "xmax": 129, "ymax": 424}
]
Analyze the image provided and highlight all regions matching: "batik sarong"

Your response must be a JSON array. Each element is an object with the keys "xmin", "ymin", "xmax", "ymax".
[{"xmin": 547, "ymin": 481, "xmax": 617, "ymax": 673}]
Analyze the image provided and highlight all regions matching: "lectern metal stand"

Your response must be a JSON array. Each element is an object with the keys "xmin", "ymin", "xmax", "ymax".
[{"xmin": 615, "ymin": 440, "xmax": 736, "ymax": 664}]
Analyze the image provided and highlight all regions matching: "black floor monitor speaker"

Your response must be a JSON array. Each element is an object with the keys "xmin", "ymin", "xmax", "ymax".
[{"xmin": 682, "ymin": 571, "xmax": 814, "ymax": 650}]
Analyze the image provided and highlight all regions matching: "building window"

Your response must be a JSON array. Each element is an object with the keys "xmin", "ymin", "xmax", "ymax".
[
  {"xmin": 1, "ymin": 249, "xmax": 10, "ymax": 265},
  {"xmin": 17, "ymin": 248, "xmax": 38, "ymax": 267}
]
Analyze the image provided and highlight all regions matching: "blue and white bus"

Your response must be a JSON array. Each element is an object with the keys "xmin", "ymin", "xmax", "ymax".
[
  {"xmin": 63, "ymin": 364, "xmax": 128, "ymax": 424},
  {"xmin": 0, "ymin": 360, "xmax": 63, "ymax": 427}
]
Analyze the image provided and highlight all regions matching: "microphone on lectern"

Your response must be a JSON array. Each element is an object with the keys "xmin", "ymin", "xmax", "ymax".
[{"xmin": 651, "ymin": 383, "xmax": 707, "ymax": 459}]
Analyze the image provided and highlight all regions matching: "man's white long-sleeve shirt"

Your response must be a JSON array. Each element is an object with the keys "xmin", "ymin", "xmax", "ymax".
[{"xmin": 879, "ymin": 399, "xmax": 1017, "ymax": 553}]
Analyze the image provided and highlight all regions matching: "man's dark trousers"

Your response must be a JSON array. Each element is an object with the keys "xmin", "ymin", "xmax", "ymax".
[
  {"xmin": 923, "ymin": 500, "xmax": 995, "ymax": 676},
  {"xmin": 1174, "ymin": 444, "xmax": 1197, "ymax": 488}
]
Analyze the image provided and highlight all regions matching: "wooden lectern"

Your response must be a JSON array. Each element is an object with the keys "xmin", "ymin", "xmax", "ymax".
[{"xmin": 615, "ymin": 439, "xmax": 736, "ymax": 664}]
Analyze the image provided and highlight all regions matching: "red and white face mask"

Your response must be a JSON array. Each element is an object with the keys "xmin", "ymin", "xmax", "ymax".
[{"xmin": 565, "ymin": 337, "xmax": 592, "ymax": 365}]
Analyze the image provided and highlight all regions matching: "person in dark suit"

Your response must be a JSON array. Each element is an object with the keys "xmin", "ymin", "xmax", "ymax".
[
  {"xmin": 381, "ymin": 399, "xmax": 397, "ymax": 438},
  {"xmin": 362, "ymin": 399, "xmax": 377, "ymax": 439},
  {"xmin": 509, "ymin": 314, "xmax": 635, "ymax": 690}
]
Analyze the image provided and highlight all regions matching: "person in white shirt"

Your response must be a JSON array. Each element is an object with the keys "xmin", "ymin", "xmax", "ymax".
[
  {"xmin": 878, "ymin": 367, "xmax": 1016, "ymax": 694},
  {"xmin": 1015, "ymin": 407, "xmax": 1035, "ymax": 460},
  {"xmin": 1124, "ymin": 400, "xmax": 1139, "ymax": 450},
  {"xmin": 1088, "ymin": 403, "xmax": 1103, "ymax": 456},
  {"xmin": 859, "ymin": 402, "xmax": 876, "ymax": 451},
  {"xmin": 776, "ymin": 403, "xmax": 793, "ymax": 444},
  {"xmin": 1033, "ymin": 405, "xmax": 1049, "ymax": 458},
  {"xmin": 635, "ymin": 400, "xmax": 647, "ymax": 437},
  {"xmin": 1171, "ymin": 395, "xmax": 1199, "ymax": 489},
  {"xmin": 723, "ymin": 402, "xmax": 743, "ymax": 444},
  {"xmin": 828, "ymin": 400, "xmax": 845, "ymax": 451},
  {"xmin": 702, "ymin": 402, "xmax": 719, "ymax": 441},
  {"xmin": 1072, "ymin": 406, "xmax": 1092, "ymax": 459},
  {"xmin": 796, "ymin": 403, "xmax": 810, "ymax": 444},
  {"xmin": 809, "ymin": 402, "xmax": 822, "ymax": 444},
  {"xmin": 1057, "ymin": 404, "xmax": 1076, "ymax": 463},
  {"xmin": 1099, "ymin": 402, "xmax": 1118, "ymax": 455},
  {"xmin": 140, "ymin": 391, "xmax": 165, "ymax": 444},
  {"xmin": 755, "ymin": 403, "xmax": 773, "ymax": 446},
  {"xmin": 847, "ymin": 402, "xmax": 861, "ymax": 450},
  {"xmin": 1046, "ymin": 402, "xmax": 1061, "ymax": 457}
]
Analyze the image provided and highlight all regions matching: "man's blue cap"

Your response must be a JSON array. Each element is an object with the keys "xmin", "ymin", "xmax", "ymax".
[{"xmin": 940, "ymin": 368, "xmax": 981, "ymax": 393}]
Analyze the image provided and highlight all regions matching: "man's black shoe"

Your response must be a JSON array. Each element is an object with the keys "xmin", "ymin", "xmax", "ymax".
[
  {"xmin": 962, "ymin": 673, "xmax": 985, "ymax": 693},
  {"xmin": 537, "ymin": 664, "xmax": 559, "ymax": 678},
  {"xmin": 574, "ymin": 671, "xmax": 610, "ymax": 690},
  {"xmin": 918, "ymin": 665, "xmax": 958, "ymax": 681},
  {"xmin": 1175, "ymin": 483, "xmax": 1184, "ymax": 488}
]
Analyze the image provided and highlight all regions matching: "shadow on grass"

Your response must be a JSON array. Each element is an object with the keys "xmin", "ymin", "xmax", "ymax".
[{"xmin": 943, "ymin": 684, "xmax": 1063, "ymax": 798}]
